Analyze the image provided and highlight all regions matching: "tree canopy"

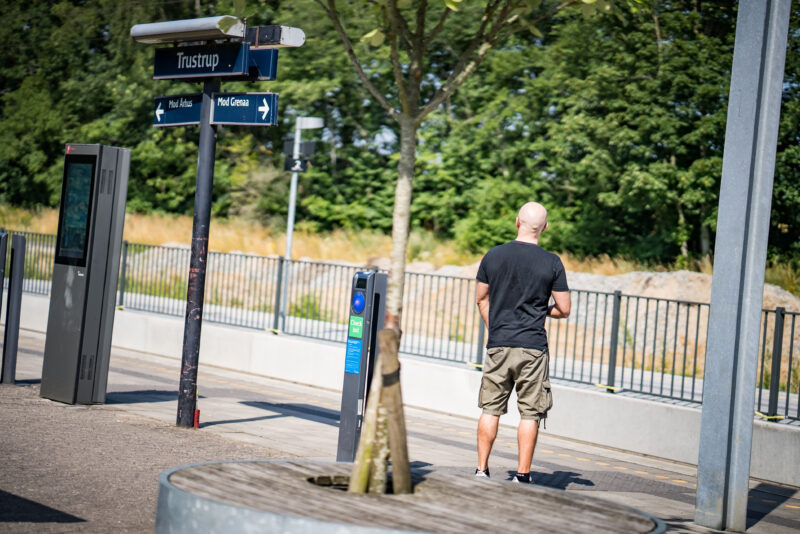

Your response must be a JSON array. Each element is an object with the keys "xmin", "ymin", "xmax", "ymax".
[{"xmin": 0, "ymin": 0, "xmax": 798, "ymax": 264}]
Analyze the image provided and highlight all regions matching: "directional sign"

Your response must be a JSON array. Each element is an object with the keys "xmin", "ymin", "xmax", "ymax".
[
  {"xmin": 210, "ymin": 93, "xmax": 278, "ymax": 126},
  {"xmin": 284, "ymin": 158, "xmax": 309, "ymax": 173},
  {"xmin": 153, "ymin": 94, "xmax": 202, "ymax": 127},
  {"xmin": 246, "ymin": 49, "xmax": 278, "ymax": 80},
  {"xmin": 153, "ymin": 43, "xmax": 248, "ymax": 79},
  {"xmin": 283, "ymin": 140, "xmax": 316, "ymax": 157}
]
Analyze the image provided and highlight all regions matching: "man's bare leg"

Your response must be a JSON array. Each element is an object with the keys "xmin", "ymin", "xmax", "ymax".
[
  {"xmin": 477, "ymin": 413, "xmax": 500, "ymax": 471},
  {"xmin": 517, "ymin": 419, "xmax": 540, "ymax": 473}
]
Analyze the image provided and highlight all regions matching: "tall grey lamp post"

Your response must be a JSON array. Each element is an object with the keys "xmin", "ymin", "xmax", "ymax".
[
  {"xmin": 280, "ymin": 116, "xmax": 323, "ymax": 329},
  {"xmin": 694, "ymin": 0, "xmax": 791, "ymax": 531}
]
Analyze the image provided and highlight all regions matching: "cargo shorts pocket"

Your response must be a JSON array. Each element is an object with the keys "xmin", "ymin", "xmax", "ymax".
[{"xmin": 535, "ymin": 380, "xmax": 553, "ymax": 415}]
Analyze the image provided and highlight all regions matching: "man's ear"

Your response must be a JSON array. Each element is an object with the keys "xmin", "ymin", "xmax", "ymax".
[
  {"xmin": 542, "ymin": 221, "xmax": 548, "ymax": 234},
  {"xmin": 516, "ymin": 217, "xmax": 521, "ymax": 229}
]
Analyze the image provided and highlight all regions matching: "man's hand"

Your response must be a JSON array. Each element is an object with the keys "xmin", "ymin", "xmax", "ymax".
[
  {"xmin": 476, "ymin": 281, "xmax": 490, "ymax": 328},
  {"xmin": 548, "ymin": 291, "xmax": 570, "ymax": 318}
]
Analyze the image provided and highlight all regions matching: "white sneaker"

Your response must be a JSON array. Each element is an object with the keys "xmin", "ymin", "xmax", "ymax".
[
  {"xmin": 474, "ymin": 468, "xmax": 490, "ymax": 478},
  {"xmin": 511, "ymin": 473, "xmax": 532, "ymax": 484}
]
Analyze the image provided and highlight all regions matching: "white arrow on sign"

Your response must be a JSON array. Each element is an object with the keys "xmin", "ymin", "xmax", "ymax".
[
  {"xmin": 155, "ymin": 102, "xmax": 164, "ymax": 122},
  {"xmin": 258, "ymin": 98, "xmax": 270, "ymax": 120}
]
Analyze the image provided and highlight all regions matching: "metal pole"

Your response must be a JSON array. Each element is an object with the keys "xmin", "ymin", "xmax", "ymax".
[
  {"xmin": 177, "ymin": 77, "xmax": 220, "ymax": 428},
  {"xmin": 0, "ymin": 233, "xmax": 6, "ymax": 324},
  {"xmin": 280, "ymin": 120, "xmax": 302, "ymax": 330},
  {"xmin": 606, "ymin": 290, "xmax": 622, "ymax": 391},
  {"xmin": 2, "ymin": 235, "xmax": 25, "ymax": 384},
  {"xmin": 476, "ymin": 320, "xmax": 485, "ymax": 367},
  {"xmin": 272, "ymin": 257, "xmax": 284, "ymax": 331},
  {"xmin": 695, "ymin": 1, "xmax": 791, "ymax": 530},
  {"xmin": 768, "ymin": 307, "xmax": 785, "ymax": 418},
  {"xmin": 118, "ymin": 240, "xmax": 128, "ymax": 308}
]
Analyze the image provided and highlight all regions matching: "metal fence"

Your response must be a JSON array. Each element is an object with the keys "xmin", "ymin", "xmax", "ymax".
[{"xmin": 2, "ymin": 228, "xmax": 798, "ymax": 421}]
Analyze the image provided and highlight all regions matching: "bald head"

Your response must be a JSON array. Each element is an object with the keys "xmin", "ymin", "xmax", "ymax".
[{"xmin": 516, "ymin": 202, "xmax": 548, "ymax": 242}]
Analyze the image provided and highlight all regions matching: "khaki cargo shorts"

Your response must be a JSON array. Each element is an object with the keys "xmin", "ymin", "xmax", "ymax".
[{"xmin": 478, "ymin": 346, "xmax": 552, "ymax": 421}]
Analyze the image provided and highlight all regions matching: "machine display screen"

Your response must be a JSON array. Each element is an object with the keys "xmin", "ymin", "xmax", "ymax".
[{"xmin": 55, "ymin": 155, "xmax": 96, "ymax": 266}]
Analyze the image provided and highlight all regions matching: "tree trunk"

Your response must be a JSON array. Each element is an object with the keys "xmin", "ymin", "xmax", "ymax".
[
  {"xmin": 378, "ymin": 329, "xmax": 411, "ymax": 494},
  {"xmin": 384, "ymin": 118, "xmax": 417, "ymax": 332},
  {"xmin": 348, "ymin": 119, "xmax": 416, "ymax": 495}
]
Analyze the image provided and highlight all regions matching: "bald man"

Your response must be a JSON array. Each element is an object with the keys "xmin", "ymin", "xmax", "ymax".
[{"xmin": 474, "ymin": 202, "xmax": 571, "ymax": 483}]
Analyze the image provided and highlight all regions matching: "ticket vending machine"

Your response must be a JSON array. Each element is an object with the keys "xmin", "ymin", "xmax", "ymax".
[
  {"xmin": 40, "ymin": 144, "xmax": 130, "ymax": 404},
  {"xmin": 336, "ymin": 271, "xmax": 387, "ymax": 462}
]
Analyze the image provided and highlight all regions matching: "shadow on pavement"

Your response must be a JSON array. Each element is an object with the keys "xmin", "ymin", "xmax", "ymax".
[
  {"xmin": 237, "ymin": 400, "xmax": 341, "ymax": 427},
  {"xmin": 747, "ymin": 482, "xmax": 799, "ymax": 529},
  {"xmin": 533, "ymin": 470, "xmax": 596, "ymax": 490},
  {"xmin": 0, "ymin": 490, "xmax": 85, "ymax": 523},
  {"xmin": 106, "ymin": 389, "xmax": 177, "ymax": 404},
  {"xmin": 201, "ymin": 414, "xmax": 284, "ymax": 428},
  {"xmin": 15, "ymin": 379, "xmax": 41, "ymax": 385}
]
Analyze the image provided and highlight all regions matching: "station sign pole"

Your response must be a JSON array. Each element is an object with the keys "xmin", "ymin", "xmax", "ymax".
[
  {"xmin": 131, "ymin": 17, "xmax": 305, "ymax": 428},
  {"xmin": 176, "ymin": 77, "xmax": 219, "ymax": 427}
]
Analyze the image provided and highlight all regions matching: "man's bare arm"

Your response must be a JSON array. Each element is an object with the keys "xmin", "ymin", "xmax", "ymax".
[
  {"xmin": 547, "ymin": 290, "xmax": 571, "ymax": 318},
  {"xmin": 476, "ymin": 281, "xmax": 490, "ymax": 328}
]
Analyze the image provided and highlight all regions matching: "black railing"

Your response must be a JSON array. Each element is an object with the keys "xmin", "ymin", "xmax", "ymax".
[{"xmin": 2, "ymin": 227, "xmax": 798, "ymax": 421}]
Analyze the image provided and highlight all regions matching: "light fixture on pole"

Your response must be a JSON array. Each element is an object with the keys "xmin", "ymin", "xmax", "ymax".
[{"xmin": 280, "ymin": 116, "xmax": 323, "ymax": 329}]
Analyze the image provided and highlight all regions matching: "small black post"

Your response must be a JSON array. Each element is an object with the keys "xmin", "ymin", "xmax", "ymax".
[
  {"xmin": 767, "ymin": 307, "xmax": 785, "ymax": 418},
  {"xmin": 2, "ymin": 234, "xmax": 25, "ymax": 384},
  {"xmin": 177, "ymin": 77, "xmax": 220, "ymax": 428},
  {"xmin": 0, "ymin": 232, "xmax": 7, "ymax": 323},
  {"xmin": 118, "ymin": 241, "xmax": 128, "ymax": 307},
  {"xmin": 606, "ymin": 290, "xmax": 622, "ymax": 392},
  {"xmin": 476, "ymin": 320, "xmax": 485, "ymax": 368},
  {"xmin": 272, "ymin": 257, "xmax": 283, "ymax": 331}
]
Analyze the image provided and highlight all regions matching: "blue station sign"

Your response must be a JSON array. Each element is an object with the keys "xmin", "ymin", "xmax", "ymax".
[
  {"xmin": 245, "ymin": 49, "xmax": 278, "ymax": 80},
  {"xmin": 211, "ymin": 93, "xmax": 278, "ymax": 126},
  {"xmin": 153, "ymin": 43, "xmax": 248, "ymax": 79},
  {"xmin": 153, "ymin": 93, "xmax": 202, "ymax": 126}
]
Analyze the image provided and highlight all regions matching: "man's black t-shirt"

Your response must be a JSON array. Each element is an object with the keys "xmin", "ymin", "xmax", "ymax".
[{"xmin": 476, "ymin": 240, "xmax": 569, "ymax": 350}]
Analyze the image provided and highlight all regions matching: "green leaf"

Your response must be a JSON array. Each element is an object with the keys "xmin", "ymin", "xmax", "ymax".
[
  {"xmin": 444, "ymin": 0, "xmax": 463, "ymax": 12},
  {"xmin": 527, "ymin": 24, "xmax": 544, "ymax": 38},
  {"xmin": 217, "ymin": 16, "xmax": 242, "ymax": 32},
  {"xmin": 361, "ymin": 28, "xmax": 386, "ymax": 47},
  {"xmin": 397, "ymin": 0, "xmax": 413, "ymax": 9},
  {"xmin": 233, "ymin": 0, "xmax": 246, "ymax": 17}
]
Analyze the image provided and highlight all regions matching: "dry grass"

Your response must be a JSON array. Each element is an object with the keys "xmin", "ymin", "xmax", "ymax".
[
  {"xmin": 0, "ymin": 205, "xmax": 476, "ymax": 265},
  {"xmin": 0, "ymin": 204, "xmax": 791, "ymax": 292}
]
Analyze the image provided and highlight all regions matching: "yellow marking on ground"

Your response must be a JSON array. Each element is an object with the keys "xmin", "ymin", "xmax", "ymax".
[
  {"xmin": 458, "ymin": 431, "xmax": 471, "ymax": 435},
  {"xmin": 595, "ymin": 462, "xmax": 609, "ymax": 466},
  {"xmin": 576, "ymin": 458, "xmax": 590, "ymax": 462},
  {"xmin": 762, "ymin": 499, "xmax": 777, "ymax": 504},
  {"xmin": 614, "ymin": 466, "xmax": 628, "ymax": 470},
  {"xmin": 558, "ymin": 453, "xmax": 571, "ymax": 458},
  {"xmin": 673, "ymin": 480, "xmax": 688, "ymax": 484},
  {"xmin": 786, "ymin": 504, "xmax": 800, "ymax": 510},
  {"xmin": 443, "ymin": 428, "xmax": 456, "ymax": 433},
  {"xmin": 428, "ymin": 425, "xmax": 442, "ymax": 429},
  {"xmin": 634, "ymin": 470, "xmax": 648, "ymax": 475},
  {"xmin": 655, "ymin": 475, "xmax": 670, "ymax": 479},
  {"xmin": 540, "ymin": 450, "xmax": 554, "ymax": 454},
  {"xmin": 693, "ymin": 484, "xmax": 697, "ymax": 488}
]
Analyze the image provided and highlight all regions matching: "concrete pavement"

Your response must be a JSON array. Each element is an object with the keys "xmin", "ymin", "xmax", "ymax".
[{"xmin": 2, "ymin": 330, "xmax": 799, "ymax": 533}]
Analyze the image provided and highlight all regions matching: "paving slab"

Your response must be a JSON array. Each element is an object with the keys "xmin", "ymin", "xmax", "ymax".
[{"xmin": 2, "ymin": 330, "xmax": 799, "ymax": 533}]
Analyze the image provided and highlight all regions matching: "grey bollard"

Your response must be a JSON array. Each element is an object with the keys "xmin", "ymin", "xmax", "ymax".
[
  {"xmin": 2, "ymin": 234, "xmax": 25, "ymax": 384},
  {"xmin": 0, "ymin": 232, "xmax": 6, "ymax": 325}
]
